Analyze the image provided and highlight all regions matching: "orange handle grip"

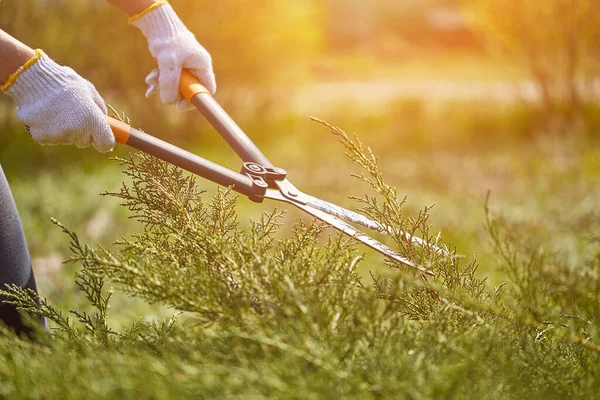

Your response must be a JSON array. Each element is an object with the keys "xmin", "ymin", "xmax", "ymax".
[
  {"xmin": 107, "ymin": 116, "xmax": 131, "ymax": 144},
  {"xmin": 108, "ymin": 70, "xmax": 208, "ymax": 145},
  {"xmin": 179, "ymin": 70, "xmax": 211, "ymax": 102}
]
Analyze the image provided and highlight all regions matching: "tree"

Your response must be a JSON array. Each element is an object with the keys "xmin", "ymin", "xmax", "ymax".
[{"xmin": 464, "ymin": 0, "xmax": 600, "ymax": 131}]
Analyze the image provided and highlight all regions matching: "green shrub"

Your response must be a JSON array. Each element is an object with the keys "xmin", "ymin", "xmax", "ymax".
[{"xmin": 0, "ymin": 121, "xmax": 598, "ymax": 398}]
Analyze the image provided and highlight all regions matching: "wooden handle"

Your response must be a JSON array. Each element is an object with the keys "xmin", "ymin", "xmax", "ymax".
[
  {"xmin": 179, "ymin": 70, "xmax": 211, "ymax": 102},
  {"xmin": 107, "ymin": 116, "xmax": 131, "ymax": 144}
]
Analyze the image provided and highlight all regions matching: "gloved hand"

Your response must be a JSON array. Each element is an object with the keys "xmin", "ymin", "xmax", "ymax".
[
  {"xmin": 130, "ymin": 1, "xmax": 217, "ymax": 110},
  {"xmin": 4, "ymin": 50, "xmax": 115, "ymax": 153}
]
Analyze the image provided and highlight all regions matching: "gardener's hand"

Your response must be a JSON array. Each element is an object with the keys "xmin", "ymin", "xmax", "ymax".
[
  {"xmin": 130, "ymin": 1, "xmax": 217, "ymax": 110},
  {"xmin": 3, "ymin": 50, "xmax": 115, "ymax": 153}
]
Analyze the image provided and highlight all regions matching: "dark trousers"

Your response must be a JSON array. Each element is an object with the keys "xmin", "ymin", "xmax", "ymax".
[{"xmin": 0, "ymin": 164, "xmax": 45, "ymax": 335}]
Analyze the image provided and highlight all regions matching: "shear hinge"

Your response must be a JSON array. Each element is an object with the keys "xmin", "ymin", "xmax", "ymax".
[{"xmin": 241, "ymin": 162, "xmax": 287, "ymax": 203}]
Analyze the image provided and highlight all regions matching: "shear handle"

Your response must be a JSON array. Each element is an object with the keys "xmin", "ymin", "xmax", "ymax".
[
  {"xmin": 107, "ymin": 116, "xmax": 265, "ymax": 201},
  {"xmin": 179, "ymin": 71, "xmax": 273, "ymax": 169}
]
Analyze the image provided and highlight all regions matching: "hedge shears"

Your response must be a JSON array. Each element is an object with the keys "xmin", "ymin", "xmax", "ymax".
[{"xmin": 107, "ymin": 72, "xmax": 444, "ymax": 275}]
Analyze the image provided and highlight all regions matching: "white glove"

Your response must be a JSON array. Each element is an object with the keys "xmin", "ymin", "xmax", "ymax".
[
  {"xmin": 4, "ymin": 50, "xmax": 115, "ymax": 153},
  {"xmin": 130, "ymin": 1, "xmax": 217, "ymax": 110}
]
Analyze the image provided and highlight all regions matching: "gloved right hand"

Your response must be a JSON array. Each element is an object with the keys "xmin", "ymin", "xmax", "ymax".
[
  {"xmin": 129, "ymin": 1, "xmax": 217, "ymax": 110},
  {"xmin": 3, "ymin": 50, "xmax": 115, "ymax": 153}
]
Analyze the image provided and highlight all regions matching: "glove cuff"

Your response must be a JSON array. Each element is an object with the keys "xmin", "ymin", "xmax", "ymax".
[
  {"xmin": 130, "ymin": 2, "xmax": 188, "ymax": 40},
  {"xmin": 6, "ymin": 53, "xmax": 75, "ymax": 106},
  {"xmin": 1, "ymin": 49, "xmax": 44, "ymax": 92}
]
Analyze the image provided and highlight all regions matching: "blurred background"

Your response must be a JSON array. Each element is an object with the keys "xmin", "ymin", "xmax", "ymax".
[{"xmin": 1, "ymin": 0, "xmax": 600, "ymax": 322}]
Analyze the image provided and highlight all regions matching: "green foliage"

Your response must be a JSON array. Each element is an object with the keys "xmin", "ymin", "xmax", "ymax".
[{"xmin": 0, "ymin": 122, "xmax": 598, "ymax": 398}]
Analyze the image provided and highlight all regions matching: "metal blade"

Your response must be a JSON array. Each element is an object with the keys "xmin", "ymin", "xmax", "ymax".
[
  {"xmin": 306, "ymin": 195, "xmax": 449, "ymax": 256},
  {"xmin": 264, "ymin": 188, "xmax": 434, "ymax": 276}
]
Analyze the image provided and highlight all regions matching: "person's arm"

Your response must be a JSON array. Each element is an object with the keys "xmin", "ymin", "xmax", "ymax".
[
  {"xmin": 0, "ymin": 30, "xmax": 114, "ymax": 152},
  {"xmin": 106, "ymin": 0, "xmax": 217, "ymax": 109},
  {"xmin": 0, "ymin": 30, "xmax": 35, "ymax": 86}
]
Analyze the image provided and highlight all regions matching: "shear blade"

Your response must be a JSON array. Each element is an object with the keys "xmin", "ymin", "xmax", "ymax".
[
  {"xmin": 306, "ymin": 195, "xmax": 449, "ymax": 257},
  {"xmin": 264, "ymin": 188, "xmax": 434, "ymax": 276}
]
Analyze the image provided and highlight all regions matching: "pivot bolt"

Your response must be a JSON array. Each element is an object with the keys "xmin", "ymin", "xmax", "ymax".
[
  {"xmin": 247, "ymin": 164, "xmax": 263, "ymax": 173},
  {"xmin": 255, "ymin": 179, "xmax": 268, "ymax": 188}
]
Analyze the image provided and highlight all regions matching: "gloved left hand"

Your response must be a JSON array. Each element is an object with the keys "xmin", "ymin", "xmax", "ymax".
[{"xmin": 130, "ymin": 1, "xmax": 217, "ymax": 110}]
